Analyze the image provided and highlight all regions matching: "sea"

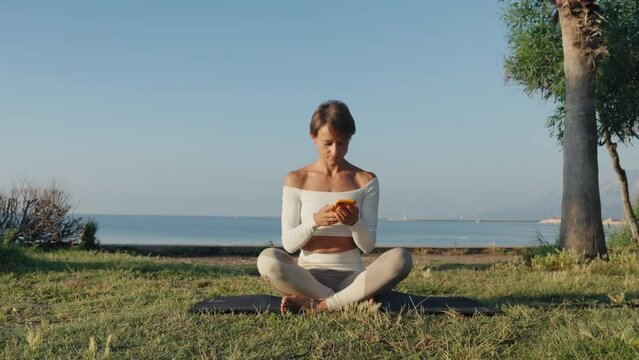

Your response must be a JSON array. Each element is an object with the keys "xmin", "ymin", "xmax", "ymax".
[{"xmin": 90, "ymin": 215, "xmax": 562, "ymax": 248}]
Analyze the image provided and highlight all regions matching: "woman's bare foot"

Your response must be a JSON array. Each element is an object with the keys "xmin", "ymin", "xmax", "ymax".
[
  {"xmin": 280, "ymin": 295, "xmax": 327, "ymax": 314},
  {"xmin": 365, "ymin": 297, "xmax": 381, "ymax": 311}
]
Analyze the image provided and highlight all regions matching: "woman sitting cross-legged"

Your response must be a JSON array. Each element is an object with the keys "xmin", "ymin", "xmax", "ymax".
[{"xmin": 257, "ymin": 100, "xmax": 413, "ymax": 313}]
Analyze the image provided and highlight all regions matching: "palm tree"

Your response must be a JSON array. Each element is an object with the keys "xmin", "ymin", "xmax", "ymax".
[{"xmin": 553, "ymin": 0, "xmax": 607, "ymax": 257}]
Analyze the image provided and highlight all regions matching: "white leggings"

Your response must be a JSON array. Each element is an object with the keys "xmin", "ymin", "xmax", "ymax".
[{"xmin": 257, "ymin": 247, "xmax": 413, "ymax": 310}]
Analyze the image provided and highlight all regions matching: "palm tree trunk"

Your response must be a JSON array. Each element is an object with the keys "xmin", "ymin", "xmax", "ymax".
[
  {"xmin": 603, "ymin": 130, "xmax": 639, "ymax": 242},
  {"xmin": 555, "ymin": 0, "xmax": 607, "ymax": 258}
]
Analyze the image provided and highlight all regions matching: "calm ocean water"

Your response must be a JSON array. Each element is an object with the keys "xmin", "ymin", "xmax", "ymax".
[{"xmin": 91, "ymin": 215, "xmax": 561, "ymax": 248}]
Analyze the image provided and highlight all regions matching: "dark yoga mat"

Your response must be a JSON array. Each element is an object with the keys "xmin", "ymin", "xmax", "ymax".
[
  {"xmin": 190, "ymin": 295, "xmax": 282, "ymax": 314},
  {"xmin": 374, "ymin": 291, "xmax": 497, "ymax": 315},
  {"xmin": 189, "ymin": 291, "xmax": 497, "ymax": 315}
]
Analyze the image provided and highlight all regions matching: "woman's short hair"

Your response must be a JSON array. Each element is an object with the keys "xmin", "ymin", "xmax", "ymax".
[{"xmin": 309, "ymin": 100, "xmax": 356, "ymax": 138}]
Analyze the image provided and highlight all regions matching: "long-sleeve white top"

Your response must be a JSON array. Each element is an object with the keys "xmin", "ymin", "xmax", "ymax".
[{"xmin": 280, "ymin": 177, "xmax": 379, "ymax": 254}]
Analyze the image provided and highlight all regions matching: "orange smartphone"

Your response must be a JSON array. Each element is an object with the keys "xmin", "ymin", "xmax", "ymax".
[{"xmin": 332, "ymin": 199, "xmax": 356, "ymax": 211}]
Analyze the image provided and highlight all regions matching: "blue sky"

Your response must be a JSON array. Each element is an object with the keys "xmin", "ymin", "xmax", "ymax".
[{"xmin": 1, "ymin": 1, "xmax": 637, "ymax": 218}]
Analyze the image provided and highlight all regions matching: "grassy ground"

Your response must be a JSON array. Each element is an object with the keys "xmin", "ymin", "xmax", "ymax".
[{"xmin": 2, "ymin": 245, "xmax": 639, "ymax": 359}]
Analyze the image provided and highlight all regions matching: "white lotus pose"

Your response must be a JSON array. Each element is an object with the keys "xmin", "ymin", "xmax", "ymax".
[{"xmin": 257, "ymin": 100, "xmax": 413, "ymax": 313}]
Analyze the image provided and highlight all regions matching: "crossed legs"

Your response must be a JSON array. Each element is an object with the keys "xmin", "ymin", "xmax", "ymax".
[{"xmin": 257, "ymin": 247, "xmax": 413, "ymax": 312}]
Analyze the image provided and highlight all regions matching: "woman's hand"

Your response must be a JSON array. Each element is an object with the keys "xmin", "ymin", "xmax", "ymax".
[
  {"xmin": 334, "ymin": 205, "xmax": 359, "ymax": 226},
  {"xmin": 313, "ymin": 205, "xmax": 339, "ymax": 226}
]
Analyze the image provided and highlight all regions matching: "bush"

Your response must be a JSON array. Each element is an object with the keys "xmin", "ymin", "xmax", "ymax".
[
  {"xmin": 81, "ymin": 218, "xmax": 99, "ymax": 249},
  {"xmin": 520, "ymin": 233, "xmax": 599, "ymax": 271},
  {"xmin": 607, "ymin": 226, "xmax": 635, "ymax": 249},
  {"xmin": 529, "ymin": 249, "xmax": 586, "ymax": 271},
  {"xmin": 606, "ymin": 200, "xmax": 639, "ymax": 250},
  {"xmin": 1, "ymin": 228, "xmax": 19, "ymax": 246},
  {"xmin": 522, "ymin": 231, "xmax": 559, "ymax": 265},
  {"xmin": 0, "ymin": 182, "xmax": 86, "ymax": 248}
]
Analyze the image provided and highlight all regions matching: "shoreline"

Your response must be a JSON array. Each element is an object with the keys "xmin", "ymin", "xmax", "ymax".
[
  {"xmin": 539, "ymin": 217, "xmax": 625, "ymax": 225},
  {"xmin": 100, "ymin": 244, "xmax": 530, "ymax": 257}
]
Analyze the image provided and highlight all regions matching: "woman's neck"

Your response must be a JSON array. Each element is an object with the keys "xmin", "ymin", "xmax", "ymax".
[{"xmin": 313, "ymin": 160, "xmax": 351, "ymax": 177}]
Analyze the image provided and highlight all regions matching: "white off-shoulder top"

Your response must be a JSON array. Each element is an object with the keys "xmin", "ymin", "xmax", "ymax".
[{"xmin": 280, "ymin": 177, "xmax": 379, "ymax": 254}]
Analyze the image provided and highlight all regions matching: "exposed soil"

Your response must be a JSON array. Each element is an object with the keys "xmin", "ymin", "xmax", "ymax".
[
  {"xmin": 167, "ymin": 251, "xmax": 519, "ymax": 267},
  {"xmin": 101, "ymin": 245, "xmax": 523, "ymax": 267}
]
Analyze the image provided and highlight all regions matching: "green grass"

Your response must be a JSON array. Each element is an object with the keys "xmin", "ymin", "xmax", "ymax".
[{"xmin": 2, "ymin": 246, "xmax": 639, "ymax": 359}]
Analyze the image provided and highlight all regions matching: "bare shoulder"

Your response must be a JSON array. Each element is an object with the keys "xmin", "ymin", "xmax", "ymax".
[
  {"xmin": 284, "ymin": 169, "xmax": 308, "ymax": 188},
  {"xmin": 354, "ymin": 169, "xmax": 377, "ymax": 187}
]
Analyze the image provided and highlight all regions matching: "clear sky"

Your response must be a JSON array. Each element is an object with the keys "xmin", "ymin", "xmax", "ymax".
[{"xmin": 1, "ymin": 1, "xmax": 637, "ymax": 218}]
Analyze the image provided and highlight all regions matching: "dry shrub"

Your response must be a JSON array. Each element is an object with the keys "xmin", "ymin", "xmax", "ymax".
[{"xmin": 0, "ymin": 181, "xmax": 84, "ymax": 247}]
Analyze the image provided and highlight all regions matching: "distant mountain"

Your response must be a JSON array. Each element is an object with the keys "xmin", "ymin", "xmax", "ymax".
[{"xmin": 479, "ymin": 170, "xmax": 639, "ymax": 220}]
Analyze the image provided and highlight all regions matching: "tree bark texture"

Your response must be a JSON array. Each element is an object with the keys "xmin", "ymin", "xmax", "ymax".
[
  {"xmin": 604, "ymin": 130, "xmax": 639, "ymax": 242},
  {"xmin": 556, "ymin": 1, "xmax": 607, "ymax": 257}
]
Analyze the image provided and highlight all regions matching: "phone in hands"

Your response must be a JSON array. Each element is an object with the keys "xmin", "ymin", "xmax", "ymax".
[{"xmin": 332, "ymin": 199, "xmax": 356, "ymax": 212}]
